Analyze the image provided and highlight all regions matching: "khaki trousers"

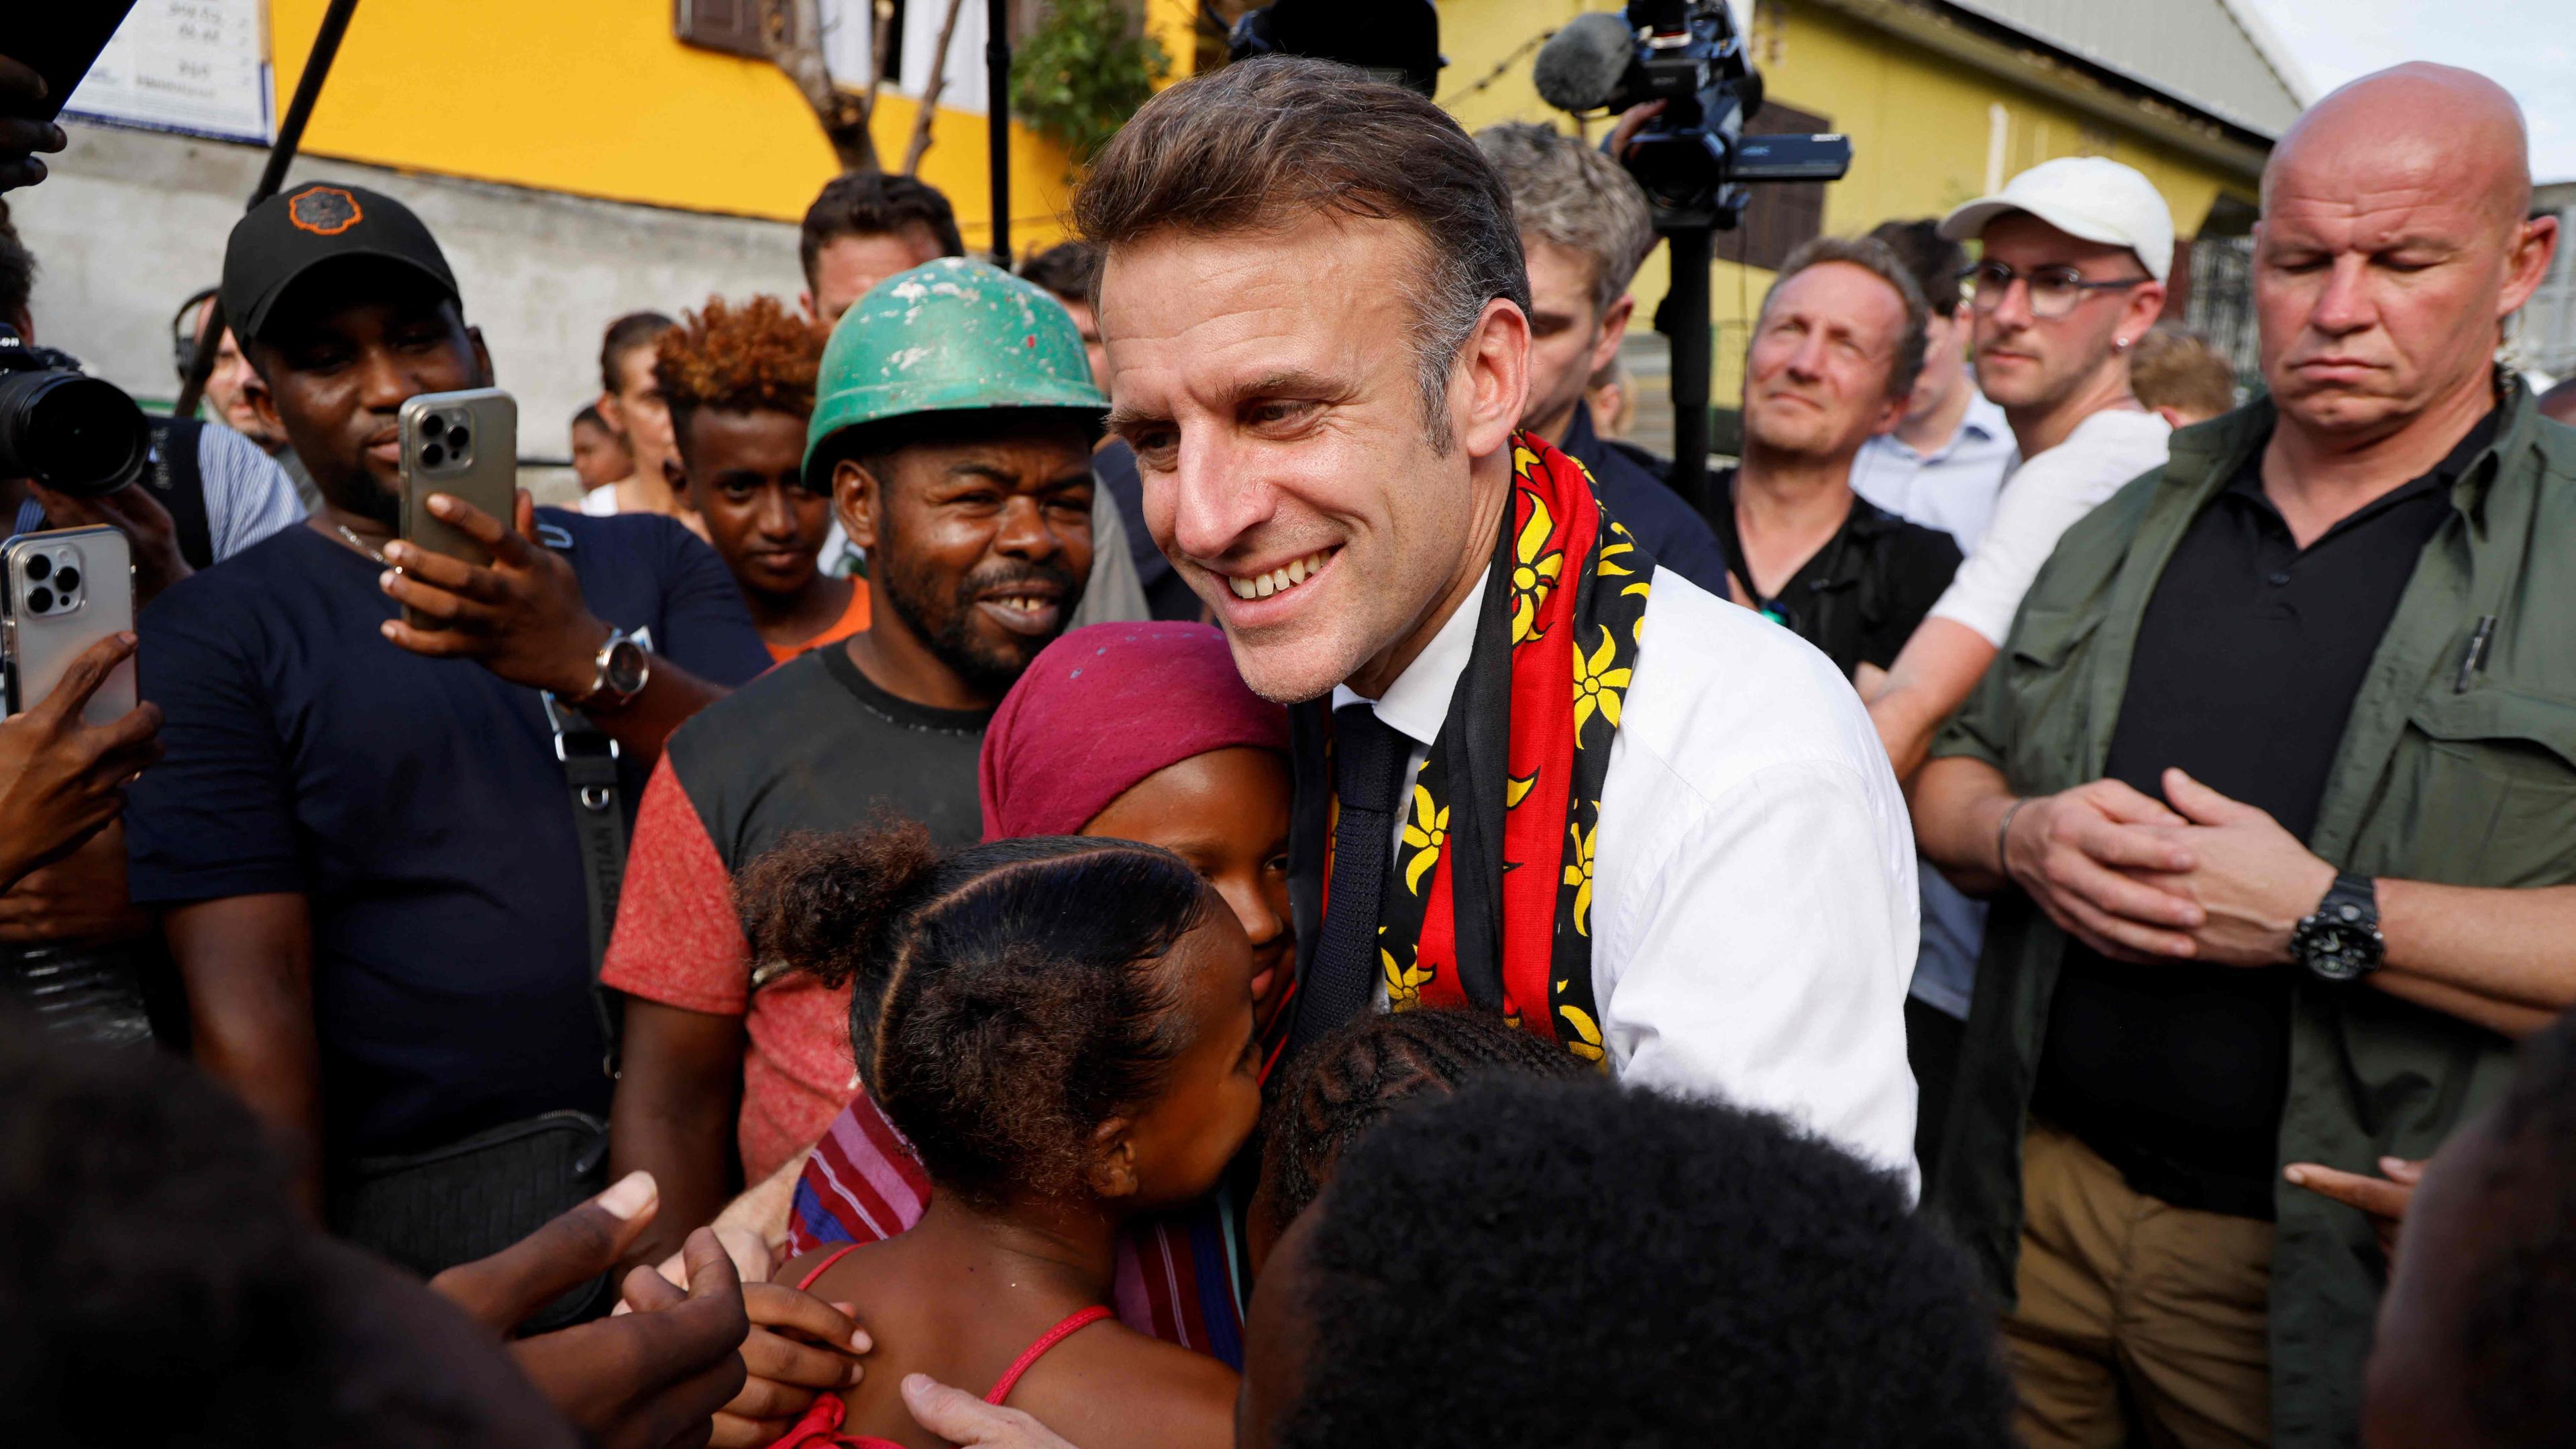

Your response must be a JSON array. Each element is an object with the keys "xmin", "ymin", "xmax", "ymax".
[{"xmin": 2000, "ymin": 1122, "xmax": 2273, "ymax": 1449}]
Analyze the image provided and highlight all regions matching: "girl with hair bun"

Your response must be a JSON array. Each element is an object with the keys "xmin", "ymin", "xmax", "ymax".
[
  {"xmin": 753, "ymin": 823, "xmax": 1255, "ymax": 1449},
  {"xmin": 786, "ymin": 623, "xmax": 1294, "ymax": 1364}
]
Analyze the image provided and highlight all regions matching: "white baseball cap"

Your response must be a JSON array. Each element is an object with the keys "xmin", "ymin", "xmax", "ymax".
[{"xmin": 1939, "ymin": 156, "xmax": 2176, "ymax": 283}]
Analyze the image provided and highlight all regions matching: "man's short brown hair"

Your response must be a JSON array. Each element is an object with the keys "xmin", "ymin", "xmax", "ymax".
[
  {"xmin": 2127, "ymin": 325, "xmax": 2238, "ymax": 419},
  {"xmin": 1074, "ymin": 56, "xmax": 1529, "ymax": 451},
  {"xmin": 1758, "ymin": 236, "xmax": 1930, "ymax": 401},
  {"xmin": 653, "ymin": 294, "xmax": 823, "ymax": 452},
  {"xmin": 1866, "ymin": 219, "xmax": 1968, "ymax": 314},
  {"xmin": 799, "ymin": 172, "xmax": 966, "ymax": 291}
]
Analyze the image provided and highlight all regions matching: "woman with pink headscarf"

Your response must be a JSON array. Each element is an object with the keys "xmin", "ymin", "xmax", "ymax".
[{"xmin": 780, "ymin": 623, "xmax": 1291, "ymax": 1377}]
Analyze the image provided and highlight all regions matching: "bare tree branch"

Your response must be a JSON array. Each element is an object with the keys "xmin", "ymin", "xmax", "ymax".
[
  {"xmin": 901, "ymin": 0, "xmax": 970, "ymax": 175},
  {"xmin": 769, "ymin": 0, "xmax": 881, "ymax": 174}
]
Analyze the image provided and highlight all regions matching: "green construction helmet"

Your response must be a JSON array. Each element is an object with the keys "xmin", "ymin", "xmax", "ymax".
[{"xmin": 803, "ymin": 256, "xmax": 1107, "ymax": 488}]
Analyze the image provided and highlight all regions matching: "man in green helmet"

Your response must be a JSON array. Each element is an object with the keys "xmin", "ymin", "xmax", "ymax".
[{"xmin": 603, "ymin": 258, "xmax": 1101, "ymax": 1289}]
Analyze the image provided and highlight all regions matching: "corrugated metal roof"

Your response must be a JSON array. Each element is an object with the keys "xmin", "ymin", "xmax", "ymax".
[{"xmin": 1941, "ymin": 0, "xmax": 2307, "ymax": 138}]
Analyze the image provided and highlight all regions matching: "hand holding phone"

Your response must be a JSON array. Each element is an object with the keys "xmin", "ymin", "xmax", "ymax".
[
  {"xmin": 0, "ymin": 631, "xmax": 161, "ymax": 890},
  {"xmin": 380, "ymin": 488, "xmax": 615, "ymax": 702}
]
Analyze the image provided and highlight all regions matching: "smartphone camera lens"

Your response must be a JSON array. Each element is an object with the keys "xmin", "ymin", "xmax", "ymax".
[
  {"xmin": 447, "ymin": 424, "xmax": 472, "ymax": 453},
  {"xmin": 53, "ymin": 566, "xmax": 78, "ymax": 594},
  {"xmin": 422, "ymin": 442, "xmax": 447, "ymax": 469},
  {"xmin": 28, "ymin": 586, "xmax": 54, "ymax": 613},
  {"xmin": 23, "ymin": 553, "xmax": 49, "ymax": 582}
]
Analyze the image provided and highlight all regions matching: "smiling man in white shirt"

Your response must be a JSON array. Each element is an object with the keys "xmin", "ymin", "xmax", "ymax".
[{"xmin": 1077, "ymin": 58, "xmax": 1919, "ymax": 1184}]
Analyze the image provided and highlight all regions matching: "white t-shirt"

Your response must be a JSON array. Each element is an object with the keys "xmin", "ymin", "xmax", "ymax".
[
  {"xmin": 578, "ymin": 485, "xmax": 621, "ymax": 517},
  {"xmin": 1926, "ymin": 408, "xmax": 2171, "ymax": 647}
]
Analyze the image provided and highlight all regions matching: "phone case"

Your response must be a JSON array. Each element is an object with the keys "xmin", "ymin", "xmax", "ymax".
[
  {"xmin": 398, "ymin": 388, "xmax": 521, "ymax": 631},
  {"xmin": 4, "ymin": 527, "xmax": 136, "ymax": 727}
]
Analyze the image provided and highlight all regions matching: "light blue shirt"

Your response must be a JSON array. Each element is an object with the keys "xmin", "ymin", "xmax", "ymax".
[{"xmin": 1849, "ymin": 389, "xmax": 2017, "ymax": 553}]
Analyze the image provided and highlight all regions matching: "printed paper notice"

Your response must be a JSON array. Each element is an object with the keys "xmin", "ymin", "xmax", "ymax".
[{"xmin": 64, "ymin": 0, "xmax": 273, "ymax": 144}]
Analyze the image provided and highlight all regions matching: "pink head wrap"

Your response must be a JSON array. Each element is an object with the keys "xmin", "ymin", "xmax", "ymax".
[{"xmin": 979, "ymin": 622, "xmax": 1290, "ymax": 842}]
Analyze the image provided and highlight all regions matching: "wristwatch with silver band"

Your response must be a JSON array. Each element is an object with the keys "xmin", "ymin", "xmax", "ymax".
[
  {"xmin": 2291, "ymin": 872, "xmax": 2383, "ymax": 983},
  {"xmin": 572, "ymin": 627, "xmax": 651, "ymax": 713}
]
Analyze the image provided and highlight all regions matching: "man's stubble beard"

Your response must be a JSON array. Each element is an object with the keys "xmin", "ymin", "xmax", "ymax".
[{"xmin": 873, "ymin": 508, "xmax": 1085, "ymax": 701}]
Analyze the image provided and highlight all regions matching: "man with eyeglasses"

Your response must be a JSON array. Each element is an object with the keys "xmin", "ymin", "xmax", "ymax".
[
  {"xmin": 1865, "ymin": 157, "xmax": 2176, "ymax": 780},
  {"xmin": 1855, "ymin": 160, "xmax": 2177, "ymax": 1179}
]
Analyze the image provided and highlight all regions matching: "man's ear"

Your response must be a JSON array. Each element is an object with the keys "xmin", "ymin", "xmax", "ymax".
[
  {"xmin": 467, "ymin": 325, "xmax": 496, "ymax": 389},
  {"xmin": 1456, "ymin": 297, "xmax": 1533, "ymax": 460},
  {"xmin": 833, "ymin": 456, "xmax": 885, "ymax": 552},
  {"xmin": 2117, "ymin": 283, "xmax": 2167, "ymax": 358},
  {"xmin": 1589, "ymin": 293, "xmax": 1635, "ymax": 378},
  {"xmin": 799, "ymin": 288, "xmax": 821, "ymax": 329},
  {"xmin": 661, "ymin": 451, "xmax": 692, "ymax": 504},
  {"xmin": 1084, "ymin": 1117, "xmax": 1141, "ymax": 1202},
  {"xmin": 243, "ymin": 342, "xmax": 291, "ymax": 442}
]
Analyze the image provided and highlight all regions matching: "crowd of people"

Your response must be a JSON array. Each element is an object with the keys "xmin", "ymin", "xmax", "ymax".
[{"xmin": 0, "ymin": 36, "xmax": 2572, "ymax": 1449}]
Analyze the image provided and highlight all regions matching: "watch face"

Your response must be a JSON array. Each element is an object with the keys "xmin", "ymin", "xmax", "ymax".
[
  {"xmin": 603, "ymin": 639, "xmax": 649, "ymax": 695},
  {"xmin": 2300, "ymin": 920, "xmax": 2382, "ymax": 981}
]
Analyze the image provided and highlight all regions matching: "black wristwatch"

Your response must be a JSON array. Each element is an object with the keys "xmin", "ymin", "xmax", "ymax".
[
  {"xmin": 574, "ymin": 629, "xmax": 651, "ymax": 714},
  {"xmin": 2290, "ymin": 872, "xmax": 2383, "ymax": 983}
]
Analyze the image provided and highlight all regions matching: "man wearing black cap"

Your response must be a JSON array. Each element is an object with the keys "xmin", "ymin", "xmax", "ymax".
[{"xmin": 123, "ymin": 182, "xmax": 771, "ymax": 1262}]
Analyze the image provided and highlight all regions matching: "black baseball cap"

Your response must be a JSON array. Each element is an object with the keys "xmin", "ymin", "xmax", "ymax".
[{"xmin": 220, "ymin": 181, "xmax": 460, "ymax": 343}]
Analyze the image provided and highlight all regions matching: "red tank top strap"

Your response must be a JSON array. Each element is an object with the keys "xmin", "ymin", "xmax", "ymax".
[
  {"xmin": 794, "ymin": 1243, "xmax": 863, "ymax": 1293},
  {"xmin": 986, "ymin": 1305, "xmax": 1116, "ymax": 1405}
]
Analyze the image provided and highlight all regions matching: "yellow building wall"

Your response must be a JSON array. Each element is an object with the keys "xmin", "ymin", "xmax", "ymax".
[
  {"xmin": 1438, "ymin": 0, "xmax": 2258, "ymax": 407},
  {"xmin": 268, "ymin": 0, "xmax": 1079, "ymax": 248}
]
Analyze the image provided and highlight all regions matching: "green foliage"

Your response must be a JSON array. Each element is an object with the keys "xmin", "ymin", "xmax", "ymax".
[{"xmin": 1010, "ymin": 0, "xmax": 1169, "ymax": 170}]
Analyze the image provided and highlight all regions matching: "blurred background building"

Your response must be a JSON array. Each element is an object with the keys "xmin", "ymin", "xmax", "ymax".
[{"xmin": 16, "ymin": 0, "xmax": 2569, "ymax": 473}]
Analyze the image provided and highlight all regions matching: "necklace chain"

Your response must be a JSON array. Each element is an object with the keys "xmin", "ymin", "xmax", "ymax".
[{"xmin": 335, "ymin": 524, "xmax": 389, "ymax": 566}]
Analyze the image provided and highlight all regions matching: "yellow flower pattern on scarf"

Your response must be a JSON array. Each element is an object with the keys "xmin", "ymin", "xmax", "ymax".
[
  {"xmin": 1401, "ymin": 782, "xmax": 1450, "ymax": 896},
  {"xmin": 1571, "ymin": 626, "xmax": 1631, "ymax": 737},
  {"xmin": 1558, "ymin": 1003, "xmax": 1606, "ymax": 1063},
  {"xmin": 1509, "ymin": 474, "xmax": 1565, "ymax": 645},
  {"xmin": 1383, "ymin": 942, "xmax": 1434, "ymax": 1012},
  {"xmin": 1562, "ymin": 818, "xmax": 1598, "ymax": 936}
]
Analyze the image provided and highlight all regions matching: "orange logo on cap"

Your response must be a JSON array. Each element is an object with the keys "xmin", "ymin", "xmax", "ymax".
[{"xmin": 288, "ymin": 186, "xmax": 364, "ymax": 236}]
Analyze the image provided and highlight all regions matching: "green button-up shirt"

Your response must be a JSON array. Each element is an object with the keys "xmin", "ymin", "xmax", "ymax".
[{"xmin": 1927, "ymin": 377, "xmax": 2576, "ymax": 1448}]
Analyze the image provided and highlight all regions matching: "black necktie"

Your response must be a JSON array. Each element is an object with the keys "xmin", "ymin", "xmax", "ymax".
[{"xmin": 1286, "ymin": 702, "xmax": 1411, "ymax": 1058}]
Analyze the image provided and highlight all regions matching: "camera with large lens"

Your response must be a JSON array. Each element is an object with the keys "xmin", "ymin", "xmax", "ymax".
[
  {"xmin": 1536, "ymin": 0, "xmax": 1851, "ymax": 228},
  {"xmin": 0, "ymin": 325, "xmax": 152, "ymax": 498}
]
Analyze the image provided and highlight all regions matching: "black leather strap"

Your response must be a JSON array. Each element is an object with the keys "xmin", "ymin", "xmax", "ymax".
[{"xmin": 544, "ymin": 692, "xmax": 627, "ymax": 1077}]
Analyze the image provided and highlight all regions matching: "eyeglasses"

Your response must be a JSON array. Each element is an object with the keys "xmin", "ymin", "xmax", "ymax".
[{"xmin": 1959, "ymin": 260, "xmax": 2149, "ymax": 320}]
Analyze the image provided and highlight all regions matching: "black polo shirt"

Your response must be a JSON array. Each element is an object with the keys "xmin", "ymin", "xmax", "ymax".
[
  {"xmin": 2034, "ymin": 407, "xmax": 2498, "ymax": 1220},
  {"xmin": 1711, "ymin": 470, "xmax": 1963, "ymax": 678}
]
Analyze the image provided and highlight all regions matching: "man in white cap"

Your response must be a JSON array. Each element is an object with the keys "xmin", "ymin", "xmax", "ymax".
[
  {"xmin": 1857, "ymin": 158, "xmax": 2176, "ymax": 1175},
  {"xmin": 1865, "ymin": 156, "xmax": 2175, "ymax": 780}
]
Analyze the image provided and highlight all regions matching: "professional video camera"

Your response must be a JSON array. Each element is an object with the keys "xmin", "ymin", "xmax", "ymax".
[
  {"xmin": 1536, "ymin": 0, "xmax": 1849, "ymax": 229},
  {"xmin": 0, "ymin": 326, "xmax": 151, "ymax": 497},
  {"xmin": 1534, "ymin": 1, "xmax": 1854, "ymax": 510}
]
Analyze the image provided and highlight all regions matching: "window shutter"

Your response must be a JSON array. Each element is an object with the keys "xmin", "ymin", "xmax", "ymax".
[
  {"xmin": 1717, "ymin": 103, "xmax": 1831, "ymax": 274},
  {"xmin": 675, "ymin": 0, "xmax": 770, "ymax": 58}
]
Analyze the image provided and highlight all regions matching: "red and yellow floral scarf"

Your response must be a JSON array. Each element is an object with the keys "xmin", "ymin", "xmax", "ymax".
[{"xmin": 1309, "ymin": 430, "xmax": 1653, "ymax": 1064}]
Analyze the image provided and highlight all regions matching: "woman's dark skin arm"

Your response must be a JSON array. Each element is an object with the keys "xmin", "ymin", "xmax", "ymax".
[
  {"xmin": 164, "ymin": 892, "xmax": 326, "ymax": 1217},
  {"xmin": 608, "ymin": 998, "xmax": 748, "ymax": 1268}
]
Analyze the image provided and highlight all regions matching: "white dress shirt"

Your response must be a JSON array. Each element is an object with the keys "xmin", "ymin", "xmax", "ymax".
[
  {"xmin": 1849, "ymin": 388, "xmax": 2019, "ymax": 552},
  {"xmin": 1925, "ymin": 407, "xmax": 2170, "ymax": 647},
  {"xmin": 1334, "ymin": 565, "xmax": 1923, "ymax": 1189}
]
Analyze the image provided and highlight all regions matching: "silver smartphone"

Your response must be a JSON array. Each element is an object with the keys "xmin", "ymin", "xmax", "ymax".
[
  {"xmin": 3, "ymin": 526, "xmax": 135, "ymax": 725},
  {"xmin": 398, "ymin": 388, "xmax": 520, "ymax": 631}
]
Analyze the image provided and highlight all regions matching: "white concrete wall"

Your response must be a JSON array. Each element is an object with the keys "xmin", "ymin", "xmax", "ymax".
[{"xmin": 11, "ymin": 121, "xmax": 804, "ymax": 468}]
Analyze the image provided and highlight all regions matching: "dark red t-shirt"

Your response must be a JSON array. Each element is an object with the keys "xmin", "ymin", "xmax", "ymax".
[{"xmin": 598, "ymin": 644, "xmax": 990, "ymax": 1179}]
